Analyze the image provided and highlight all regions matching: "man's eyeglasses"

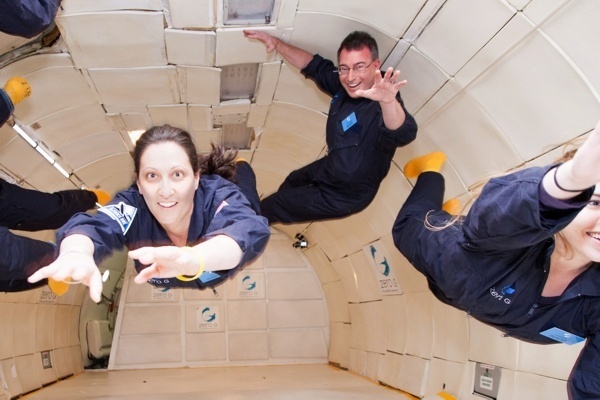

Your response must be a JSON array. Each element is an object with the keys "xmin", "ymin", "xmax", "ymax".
[{"xmin": 337, "ymin": 60, "xmax": 376, "ymax": 75}]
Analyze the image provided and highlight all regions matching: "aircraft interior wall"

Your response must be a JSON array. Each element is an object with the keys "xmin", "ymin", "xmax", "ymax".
[{"xmin": 0, "ymin": 0, "xmax": 598, "ymax": 399}]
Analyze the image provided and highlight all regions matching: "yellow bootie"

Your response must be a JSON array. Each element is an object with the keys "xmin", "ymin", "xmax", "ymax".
[
  {"xmin": 235, "ymin": 157, "xmax": 248, "ymax": 164},
  {"xmin": 403, "ymin": 151, "xmax": 446, "ymax": 179},
  {"xmin": 442, "ymin": 198, "xmax": 461, "ymax": 215},
  {"xmin": 48, "ymin": 278, "xmax": 69, "ymax": 296},
  {"xmin": 4, "ymin": 77, "xmax": 31, "ymax": 105},
  {"xmin": 89, "ymin": 188, "xmax": 111, "ymax": 206}
]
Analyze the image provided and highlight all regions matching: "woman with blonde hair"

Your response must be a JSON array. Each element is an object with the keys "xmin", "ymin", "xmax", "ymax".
[{"xmin": 392, "ymin": 120, "xmax": 600, "ymax": 399}]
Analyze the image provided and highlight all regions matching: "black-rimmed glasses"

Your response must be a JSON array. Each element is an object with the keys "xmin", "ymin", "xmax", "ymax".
[{"xmin": 337, "ymin": 60, "xmax": 376, "ymax": 75}]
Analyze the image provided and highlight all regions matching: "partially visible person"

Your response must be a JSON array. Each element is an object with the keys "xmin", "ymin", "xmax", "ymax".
[
  {"xmin": 0, "ymin": 180, "xmax": 110, "ymax": 293},
  {"xmin": 29, "ymin": 125, "xmax": 270, "ymax": 303},
  {"xmin": 392, "ymin": 120, "xmax": 600, "ymax": 399},
  {"xmin": 244, "ymin": 29, "xmax": 417, "ymax": 224},
  {"xmin": 0, "ymin": 0, "xmax": 62, "ymax": 39},
  {"xmin": 0, "ymin": 177, "xmax": 110, "ymax": 231}
]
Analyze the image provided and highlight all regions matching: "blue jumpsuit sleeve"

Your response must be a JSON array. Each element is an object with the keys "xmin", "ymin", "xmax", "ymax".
[
  {"xmin": 462, "ymin": 165, "xmax": 593, "ymax": 251},
  {"xmin": 568, "ymin": 334, "xmax": 600, "ymax": 399},
  {"xmin": 201, "ymin": 182, "xmax": 270, "ymax": 268},
  {"xmin": 0, "ymin": 0, "xmax": 61, "ymax": 38},
  {"xmin": 301, "ymin": 54, "xmax": 342, "ymax": 97},
  {"xmin": 377, "ymin": 93, "xmax": 418, "ymax": 148},
  {"xmin": 56, "ymin": 186, "xmax": 142, "ymax": 265}
]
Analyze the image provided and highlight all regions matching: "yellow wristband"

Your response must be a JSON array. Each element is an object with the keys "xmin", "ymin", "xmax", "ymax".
[{"xmin": 176, "ymin": 246, "xmax": 205, "ymax": 281}]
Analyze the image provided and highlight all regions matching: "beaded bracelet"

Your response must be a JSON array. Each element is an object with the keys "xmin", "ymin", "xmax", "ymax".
[
  {"xmin": 553, "ymin": 166, "xmax": 587, "ymax": 193},
  {"xmin": 176, "ymin": 246, "xmax": 205, "ymax": 281}
]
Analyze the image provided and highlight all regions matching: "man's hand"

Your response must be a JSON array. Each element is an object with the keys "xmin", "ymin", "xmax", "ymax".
[
  {"xmin": 243, "ymin": 30, "xmax": 278, "ymax": 53},
  {"xmin": 244, "ymin": 29, "xmax": 313, "ymax": 70},
  {"xmin": 355, "ymin": 67, "xmax": 406, "ymax": 103}
]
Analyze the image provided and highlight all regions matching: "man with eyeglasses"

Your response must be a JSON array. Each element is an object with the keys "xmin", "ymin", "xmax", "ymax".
[{"xmin": 244, "ymin": 30, "xmax": 417, "ymax": 224}]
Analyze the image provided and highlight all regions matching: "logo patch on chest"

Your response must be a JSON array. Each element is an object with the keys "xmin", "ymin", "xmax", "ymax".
[{"xmin": 98, "ymin": 202, "xmax": 137, "ymax": 234}]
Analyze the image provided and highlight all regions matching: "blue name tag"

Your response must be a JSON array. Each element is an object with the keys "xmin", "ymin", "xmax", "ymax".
[
  {"xmin": 540, "ymin": 327, "xmax": 585, "ymax": 345},
  {"xmin": 199, "ymin": 271, "xmax": 221, "ymax": 283},
  {"xmin": 341, "ymin": 112, "xmax": 357, "ymax": 132}
]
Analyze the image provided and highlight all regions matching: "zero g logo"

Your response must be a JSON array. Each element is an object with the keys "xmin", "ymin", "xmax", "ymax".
[
  {"xmin": 365, "ymin": 243, "xmax": 401, "ymax": 294},
  {"xmin": 150, "ymin": 284, "xmax": 173, "ymax": 300},
  {"xmin": 239, "ymin": 275, "xmax": 259, "ymax": 297},
  {"xmin": 489, "ymin": 284, "xmax": 516, "ymax": 305},
  {"xmin": 370, "ymin": 245, "xmax": 390, "ymax": 277},
  {"xmin": 201, "ymin": 307, "xmax": 216, "ymax": 322},
  {"xmin": 197, "ymin": 306, "xmax": 219, "ymax": 330},
  {"xmin": 242, "ymin": 276, "xmax": 256, "ymax": 291}
]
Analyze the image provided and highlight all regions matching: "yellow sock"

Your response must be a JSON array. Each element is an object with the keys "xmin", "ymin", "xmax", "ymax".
[
  {"xmin": 48, "ymin": 278, "xmax": 69, "ymax": 296},
  {"xmin": 4, "ymin": 77, "xmax": 31, "ymax": 105},
  {"xmin": 236, "ymin": 157, "xmax": 248, "ymax": 164},
  {"xmin": 442, "ymin": 198, "xmax": 461, "ymax": 215},
  {"xmin": 403, "ymin": 151, "xmax": 446, "ymax": 178},
  {"xmin": 89, "ymin": 188, "xmax": 111, "ymax": 205},
  {"xmin": 436, "ymin": 392, "xmax": 457, "ymax": 400}
]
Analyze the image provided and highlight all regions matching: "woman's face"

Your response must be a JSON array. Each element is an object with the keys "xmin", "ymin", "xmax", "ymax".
[
  {"xmin": 137, "ymin": 142, "xmax": 199, "ymax": 231},
  {"xmin": 561, "ymin": 187, "xmax": 600, "ymax": 263}
]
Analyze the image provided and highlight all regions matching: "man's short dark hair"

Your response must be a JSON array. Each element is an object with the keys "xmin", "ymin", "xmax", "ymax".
[{"xmin": 337, "ymin": 31, "xmax": 379, "ymax": 62}]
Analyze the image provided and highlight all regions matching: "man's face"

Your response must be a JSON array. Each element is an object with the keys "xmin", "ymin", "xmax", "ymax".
[{"xmin": 338, "ymin": 46, "xmax": 380, "ymax": 98}]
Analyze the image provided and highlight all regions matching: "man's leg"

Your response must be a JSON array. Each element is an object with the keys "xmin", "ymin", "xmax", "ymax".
[
  {"xmin": 260, "ymin": 183, "xmax": 375, "ymax": 224},
  {"xmin": 234, "ymin": 160, "xmax": 261, "ymax": 215},
  {"xmin": 273, "ymin": 157, "xmax": 328, "ymax": 193},
  {"xmin": 0, "ymin": 179, "xmax": 109, "ymax": 231},
  {"xmin": 0, "ymin": 227, "xmax": 54, "ymax": 292}
]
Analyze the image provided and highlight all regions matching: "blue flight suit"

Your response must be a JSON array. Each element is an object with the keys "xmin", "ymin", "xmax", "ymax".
[
  {"xmin": 260, "ymin": 54, "xmax": 418, "ymax": 224},
  {"xmin": 393, "ymin": 166, "xmax": 600, "ymax": 399},
  {"xmin": 0, "ymin": 0, "xmax": 61, "ymax": 38},
  {"xmin": 58, "ymin": 167, "xmax": 270, "ymax": 290}
]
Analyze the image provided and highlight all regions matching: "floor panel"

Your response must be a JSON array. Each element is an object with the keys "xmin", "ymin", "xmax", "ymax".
[{"xmin": 22, "ymin": 364, "xmax": 414, "ymax": 399}]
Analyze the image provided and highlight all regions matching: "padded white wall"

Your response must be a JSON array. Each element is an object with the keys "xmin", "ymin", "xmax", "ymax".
[
  {"xmin": 109, "ymin": 229, "xmax": 329, "ymax": 369},
  {"xmin": 0, "ymin": 284, "xmax": 84, "ymax": 398}
]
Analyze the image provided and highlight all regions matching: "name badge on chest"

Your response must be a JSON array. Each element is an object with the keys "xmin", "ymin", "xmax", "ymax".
[
  {"xmin": 540, "ymin": 327, "xmax": 585, "ymax": 345},
  {"xmin": 341, "ymin": 111, "xmax": 357, "ymax": 132}
]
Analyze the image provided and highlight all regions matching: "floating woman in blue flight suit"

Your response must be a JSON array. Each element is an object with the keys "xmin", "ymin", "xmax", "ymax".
[
  {"xmin": 392, "ymin": 119, "xmax": 600, "ymax": 399},
  {"xmin": 29, "ymin": 125, "xmax": 271, "ymax": 303}
]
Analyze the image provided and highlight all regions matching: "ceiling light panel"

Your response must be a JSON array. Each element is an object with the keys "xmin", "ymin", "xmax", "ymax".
[{"xmin": 223, "ymin": 0, "xmax": 276, "ymax": 25}]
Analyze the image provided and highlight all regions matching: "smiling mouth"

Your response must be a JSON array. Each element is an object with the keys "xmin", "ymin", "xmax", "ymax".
[
  {"xmin": 159, "ymin": 201, "xmax": 177, "ymax": 208},
  {"xmin": 347, "ymin": 82, "xmax": 360, "ymax": 88}
]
